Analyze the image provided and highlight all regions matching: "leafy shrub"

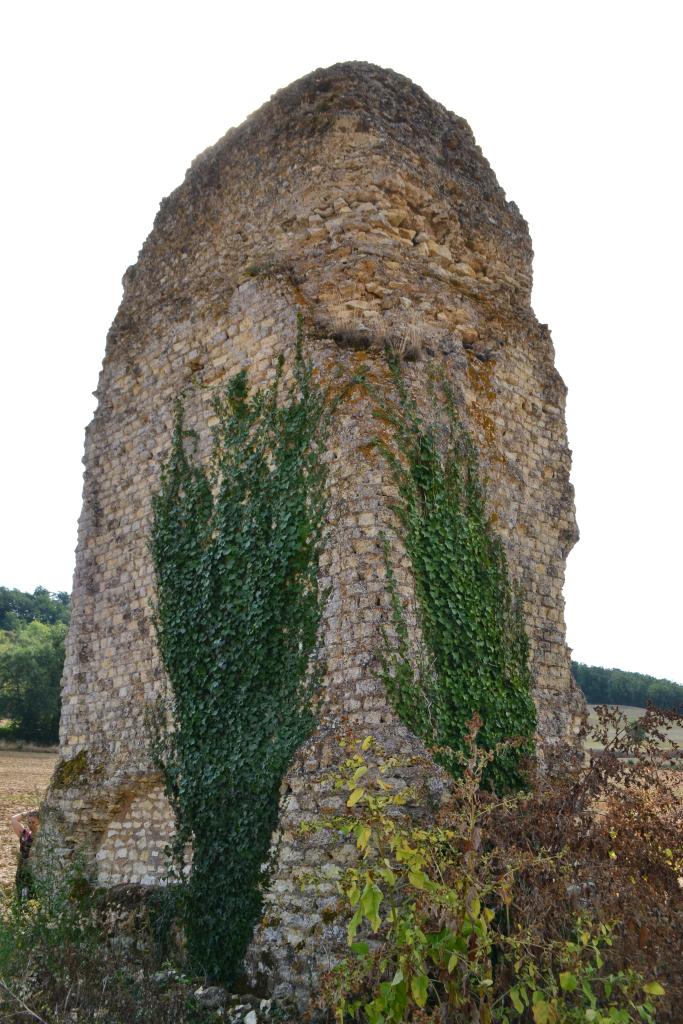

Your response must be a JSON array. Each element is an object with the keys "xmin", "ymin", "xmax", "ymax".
[
  {"xmin": 497, "ymin": 704, "xmax": 683, "ymax": 1018},
  {"xmin": 316, "ymin": 711, "xmax": 681, "ymax": 1023},
  {"xmin": 0, "ymin": 867, "xmax": 219, "ymax": 1023}
]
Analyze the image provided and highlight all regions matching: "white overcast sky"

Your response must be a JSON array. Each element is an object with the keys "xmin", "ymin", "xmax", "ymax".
[{"xmin": 1, "ymin": 1, "xmax": 681, "ymax": 683}]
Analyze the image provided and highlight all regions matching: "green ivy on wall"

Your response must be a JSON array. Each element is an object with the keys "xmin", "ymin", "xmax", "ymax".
[
  {"xmin": 150, "ymin": 325, "xmax": 329, "ymax": 982},
  {"xmin": 377, "ymin": 368, "xmax": 536, "ymax": 791}
]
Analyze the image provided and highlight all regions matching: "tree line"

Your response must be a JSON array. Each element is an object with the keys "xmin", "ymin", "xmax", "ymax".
[
  {"xmin": 2, "ymin": 583, "xmax": 682, "ymax": 743},
  {"xmin": 0, "ymin": 586, "xmax": 70, "ymax": 744},
  {"xmin": 572, "ymin": 660, "xmax": 683, "ymax": 711}
]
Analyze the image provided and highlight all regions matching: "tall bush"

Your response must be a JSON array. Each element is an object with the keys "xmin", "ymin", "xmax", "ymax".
[{"xmin": 316, "ymin": 715, "xmax": 680, "ymax": 1023}]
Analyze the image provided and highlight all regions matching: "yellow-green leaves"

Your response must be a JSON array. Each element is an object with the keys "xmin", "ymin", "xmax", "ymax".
[
  {"xmin": 377, "ymin": 861, "xmax": 397, "ymax": 886},
  {"xmin": 509, "ymin": 986, "xmax": 525, "ymax": 1013},
  {"xmin": 531, "ymin": 998, "xmax": 551, "ymax": 1024},
  {"xmin": 410, "ymin": 974, "xmax": 428, "ymax": 1008},
  {"xmin": 559, "ymin": 970, "xmax": 578, "ymax": 992},
  {"xmin": 408, "ymin": 869, "xmax": 428, "ymax": 890},
  {"xmin": 359, "ymin": 880, "xmax": 383, "ymax": 931},
  {"xmin": 356, "ymin": 825, "xmax": 372, "ymax": 852},
  {"xmin": 347, "ymin": 907, "xmax": 363, "ymax": 942},
  {"xmin": 321, "ymin": 737, "xmax": 662, "ymax": 1024}
]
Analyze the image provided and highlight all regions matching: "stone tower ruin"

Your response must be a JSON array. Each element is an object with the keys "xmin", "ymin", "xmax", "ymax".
[{"xmin": 43, "ymin": 62, "xmax": 583, "ymax": 1001}]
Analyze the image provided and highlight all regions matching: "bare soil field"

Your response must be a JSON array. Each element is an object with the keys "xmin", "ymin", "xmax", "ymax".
[{"xmin": 0, "ymin": 747, "xmax": 58, "ymax": 887}]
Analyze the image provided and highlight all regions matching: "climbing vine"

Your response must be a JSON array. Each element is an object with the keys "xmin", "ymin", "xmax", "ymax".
[
  {"xmin": 150, "ymin": 326, "xmax": 329, "ymax": 982},
  {"xmin": 377, "ymin": 367, "xmax": 536, "ymax": 790}
]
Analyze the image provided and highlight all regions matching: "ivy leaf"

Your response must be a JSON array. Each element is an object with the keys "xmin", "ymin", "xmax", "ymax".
[
  {"xmin": 374, "ymin": 366, "xmax": 536, "ymax": 792},
  {"xmin": 642, "ymin": 982, "xmax": 665, "ymax": 996}
]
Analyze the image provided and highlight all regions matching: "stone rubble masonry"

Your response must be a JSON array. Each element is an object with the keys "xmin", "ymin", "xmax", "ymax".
[{"xmin": 40, "ymin": 62, "xmax": 585, "ymax": 1001}]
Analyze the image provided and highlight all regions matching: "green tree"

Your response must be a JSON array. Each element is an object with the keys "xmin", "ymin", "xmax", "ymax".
[
  {"xmin": 572, "ymin": 661, "xmax": 683, "ymax": 711},
  {"xmin": 0, "ymin": 620, "xmax": 66, "ymax": 743},
  {"xmin": 0, "ymin": 586, "xmax": 70, "ymax": 631}
]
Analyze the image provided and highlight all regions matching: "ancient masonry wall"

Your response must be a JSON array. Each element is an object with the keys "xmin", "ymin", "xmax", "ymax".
[{"xmin": 42, "ymin": 63, "xmax": 584, "ymax": 999}]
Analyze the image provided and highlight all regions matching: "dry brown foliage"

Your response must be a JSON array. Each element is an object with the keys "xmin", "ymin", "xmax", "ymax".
[{"xmin": 488, "ymin": 705, "xmax": 683, "ymax": 1022}]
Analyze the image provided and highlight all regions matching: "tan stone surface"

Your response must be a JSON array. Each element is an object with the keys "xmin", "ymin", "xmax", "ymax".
[{"xmin": 41, "ymin": 62, "xmax": 584, "ymax": 998}]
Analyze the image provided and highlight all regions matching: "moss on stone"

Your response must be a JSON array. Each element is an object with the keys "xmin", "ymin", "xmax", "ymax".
[{"xmin": 52, "ymin": 749, "xmax": 89, "ymax": 788}]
